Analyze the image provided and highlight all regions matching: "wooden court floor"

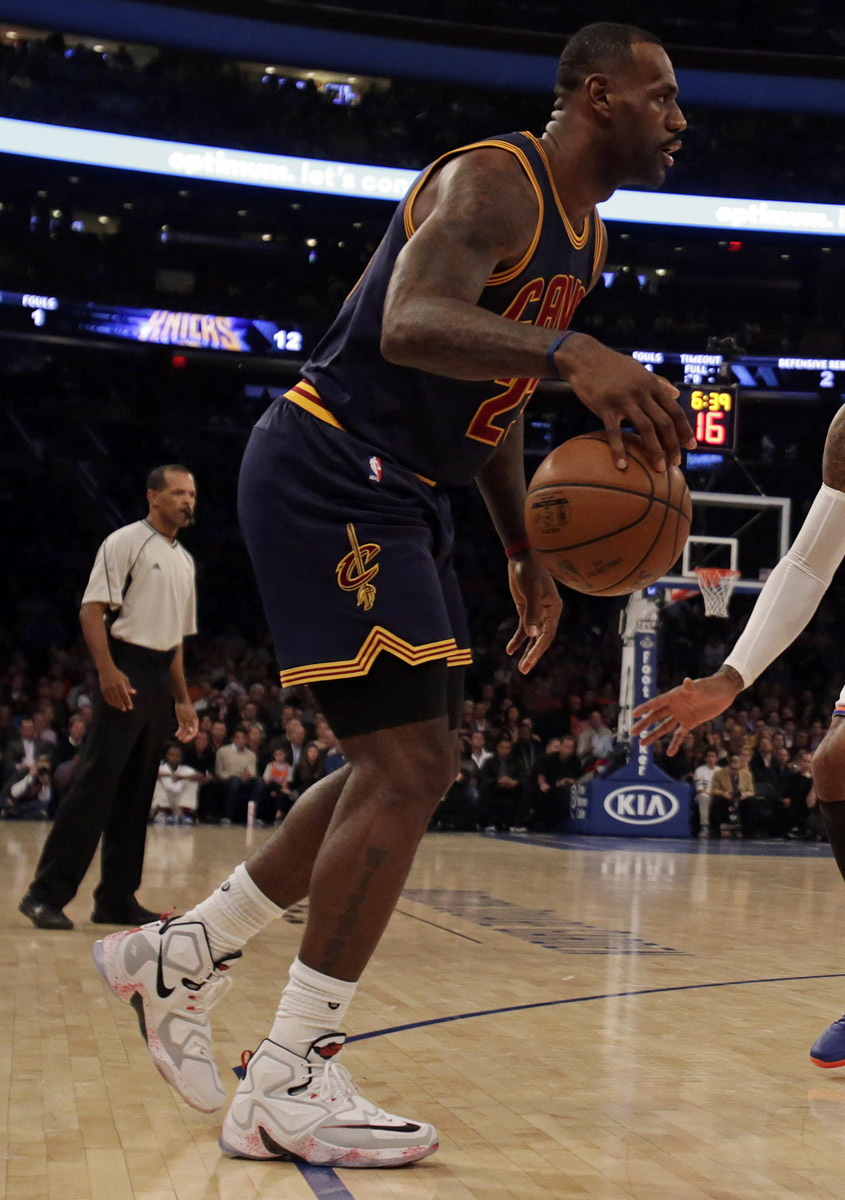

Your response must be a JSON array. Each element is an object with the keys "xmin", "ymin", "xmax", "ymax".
[{"xmin": 4, "ymin": 823, "xmax": 845, "ymax": 1200}]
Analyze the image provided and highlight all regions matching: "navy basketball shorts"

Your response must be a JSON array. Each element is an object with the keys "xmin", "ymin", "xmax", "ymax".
[{"xmin": 237, "ymin": 386, "xmax": 471, "ymax": 738}]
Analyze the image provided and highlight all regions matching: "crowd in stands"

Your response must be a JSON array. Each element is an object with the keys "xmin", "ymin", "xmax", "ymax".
[
  {"xmin": 0, "ymin": 627, "xmax": 834, "ymax": 842},
  {"xmin": 3, "ymin": 28, "xmax": 845, "ymax": 202},
  {"xmin": 0, "ymin": 31, "xmax": 544, "ymax": 169},
  {"xmin": 0, "ymin": 208, "xmax": 830, "ymax": 357},
  {"xmin": 306, "ymin": 0, "xmax": 844, "ymax": 57},
  {"xmin": 2, "ymin": 328, "xmax": 842, "ymax": 843}
]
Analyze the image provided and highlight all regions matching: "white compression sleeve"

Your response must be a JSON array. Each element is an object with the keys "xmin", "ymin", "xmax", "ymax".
[{"xmin": 723, "ymin": 483, "xmax": 845, "ymax": 688}]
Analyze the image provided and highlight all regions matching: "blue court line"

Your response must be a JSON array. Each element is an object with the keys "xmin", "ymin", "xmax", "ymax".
[
  {"xmin": 348, "ymin": 971, "xmax": 845, "ymax": 1042},
  {"xmin": 296, "ymin": 1164, "xmax": 358, "ymax": 1198},
  {"xmin": 239, "ymin": 970, "xmax": 845, "ymax": 1200}
]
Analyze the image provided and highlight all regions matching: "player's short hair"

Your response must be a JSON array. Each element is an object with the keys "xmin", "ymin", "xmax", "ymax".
[
  {"xmin": 146, "ymin": 463, "xmax": 193, "ymax": 491},
  {"xmin": 556, "ymin": 22, "xmax": 663, "ymax": 102}
]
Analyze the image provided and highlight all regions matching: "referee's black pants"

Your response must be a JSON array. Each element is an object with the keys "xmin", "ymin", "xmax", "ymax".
[{"xmin": 29, "ymin": 637, "xmax": 175, "ymax": 911}]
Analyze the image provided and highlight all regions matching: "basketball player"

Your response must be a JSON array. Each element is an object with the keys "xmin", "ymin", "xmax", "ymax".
[
  {"xmin": 94, "ymin": 24, "xmax": 693, "ymax": 1167},
  {"xmin": 631, "ymin": 404, "xmax": 845, "ymax": 1068}
]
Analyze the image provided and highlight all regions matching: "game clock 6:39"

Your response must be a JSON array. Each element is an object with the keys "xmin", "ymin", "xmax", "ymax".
[{"xmin": 677, "ymin": 383, "xmax": 738, "ymax": 452}]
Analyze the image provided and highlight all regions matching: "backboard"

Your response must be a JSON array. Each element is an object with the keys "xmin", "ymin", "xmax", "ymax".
[{"xmin": 655, "ymin": 491, "xmax": 792, "ymax": 599}]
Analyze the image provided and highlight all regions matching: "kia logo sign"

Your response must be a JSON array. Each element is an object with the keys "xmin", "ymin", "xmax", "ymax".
[{"xmin": 603, "ymin": 786, "xmax": 680, "ymax": 825}]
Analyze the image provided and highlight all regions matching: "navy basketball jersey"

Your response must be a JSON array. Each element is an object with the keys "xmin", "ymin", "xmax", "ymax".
[{"xmin": 301, "ymin": 131, "xmax": 606, "ymax": 487}]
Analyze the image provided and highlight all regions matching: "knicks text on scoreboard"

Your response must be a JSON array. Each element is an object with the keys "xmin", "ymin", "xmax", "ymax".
[{"xmin": 138, "ymin": 310, "xmax": 245, "ymax": 351}]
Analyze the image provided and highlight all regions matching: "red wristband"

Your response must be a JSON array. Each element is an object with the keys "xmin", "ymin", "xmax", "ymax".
[{"xmin": 505, "ymin": 538, "xmax": 532, "ymax": 559}]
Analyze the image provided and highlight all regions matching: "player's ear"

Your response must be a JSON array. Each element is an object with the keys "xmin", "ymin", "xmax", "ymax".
[{"xmin": 585, "ymin": 73, "xmax": 611, "ymax": 116}]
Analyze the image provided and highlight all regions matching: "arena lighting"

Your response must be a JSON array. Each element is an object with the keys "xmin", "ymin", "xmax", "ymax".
[{"xmin": 4, "ymin": 116, "xmax": 845, "ymax": 236}]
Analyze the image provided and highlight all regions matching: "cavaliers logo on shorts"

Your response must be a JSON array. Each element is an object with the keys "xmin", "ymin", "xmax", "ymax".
[{"xmin": 335, "ymin": 523, "xmax": 380, "ymax": 611}]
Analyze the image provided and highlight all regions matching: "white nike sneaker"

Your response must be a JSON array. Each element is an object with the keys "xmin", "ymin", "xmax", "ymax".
[
  {"xmin": 219, "ymin": 1034, "xmax": 438, "ymax": 1168},
  {"xmin": 93, "ymin": 917, "xmax": 240, "ymax": 1113}
]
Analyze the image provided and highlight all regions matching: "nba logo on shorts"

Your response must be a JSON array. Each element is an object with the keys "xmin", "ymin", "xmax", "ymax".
[{"xmin": 368, "ymin": 456, "xmax": 383, "ymax": 482}]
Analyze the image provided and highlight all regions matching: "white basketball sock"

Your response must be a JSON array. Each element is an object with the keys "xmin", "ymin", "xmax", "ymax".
[
  {"xmin": 270, "ymin": 957, "xmax": 357, "ymax": 1058},
  {"xmin": 182, "ymin": 862, "xmax": 282, "ymax": 961}
]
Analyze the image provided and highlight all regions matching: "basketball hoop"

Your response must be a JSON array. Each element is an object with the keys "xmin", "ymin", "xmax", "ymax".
[{"xmin": 694, "ymin": 567, "xmax": 740, "ymax": 618}]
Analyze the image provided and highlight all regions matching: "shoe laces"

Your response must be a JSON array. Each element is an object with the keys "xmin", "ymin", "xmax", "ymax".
[
  {"xmin": 186, "ymin": 971, "xmax": 231, "ymax": 1014},
  {"xmin": 184, "ymin": 956, "xmax": 239, "ymax": 1014},
  {"xmin": 310, "ymin": 1059, "xmax": 356, "ymax": 1106}
]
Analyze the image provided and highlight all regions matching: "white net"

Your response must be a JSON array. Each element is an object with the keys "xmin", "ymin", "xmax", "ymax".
[{"xmin": 694, "ymin": 567, "xmax": 740, "ymax": 618}]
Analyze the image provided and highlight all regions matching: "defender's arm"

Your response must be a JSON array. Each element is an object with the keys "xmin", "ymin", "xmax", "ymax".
[{"xmin": 632, "ymin": 407, "xmax": 845, "ymax": 752}]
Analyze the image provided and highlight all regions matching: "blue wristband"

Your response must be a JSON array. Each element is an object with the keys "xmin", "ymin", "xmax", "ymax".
[{"xmin": 546, "ymin": 330, "xmax": 575, "ymax": 379}]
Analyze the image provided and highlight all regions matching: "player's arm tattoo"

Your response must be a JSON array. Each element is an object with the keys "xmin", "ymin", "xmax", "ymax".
[
  {"xmin": 823, "ymin": 406, "xmax": 845, "ymax": 491},
  {"xmin": 718, "ymin": 664, "xmax": 745, "ymax": 691},
  {"xmin": 382, "ymin": 151, "xmax": 562, "ymax": 381}
]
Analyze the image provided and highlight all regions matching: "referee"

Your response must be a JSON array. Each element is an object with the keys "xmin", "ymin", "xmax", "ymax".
[{"xmin": 20, "ymin": 465, "xmax": 199, "ymax": 930}]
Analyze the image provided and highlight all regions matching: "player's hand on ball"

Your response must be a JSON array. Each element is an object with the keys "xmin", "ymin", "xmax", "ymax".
[
  {"xmin": 174, "ymin": 701, "xmax": 199, "ymax": 743},
  {"xmin": 631, "ymin": 667, "xmax": 744, "ymax": 755},
  {"xmin": 506, "ymin": 553, "xmax": 562, "ymax": 674},
  {"xmin": 561, "ymin": 335, "xmax": 696, "ymax": 472}
]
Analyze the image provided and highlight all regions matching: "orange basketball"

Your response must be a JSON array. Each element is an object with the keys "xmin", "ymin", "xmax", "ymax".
[{"xmin": 524, "ymin": 431, "xmax": 691, "ymax": 596}]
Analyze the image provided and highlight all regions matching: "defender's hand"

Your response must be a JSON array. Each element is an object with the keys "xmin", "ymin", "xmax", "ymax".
[
  {"xmin": 174, "ymin": 701, "xmax": 199, "ymax": 743},
  {"xmin": 562, "ymin": 335, "xmax": 696, "ymax": 472},
  {"xmin": 506, "ymin": 554, "xmax": 562, "ymax": 675},
  {"xmin": 632, "ymin": 668, "xmax": 743, "ymax": 755},
  {"xmin": 99, "ymin": 665, "xmax": 136, "ymax": 712}
]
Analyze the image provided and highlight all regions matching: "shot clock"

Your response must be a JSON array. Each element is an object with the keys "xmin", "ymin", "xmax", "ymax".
[{"xmin": 678, "ymin": 383, "xmax": 738, "ymax": 452}]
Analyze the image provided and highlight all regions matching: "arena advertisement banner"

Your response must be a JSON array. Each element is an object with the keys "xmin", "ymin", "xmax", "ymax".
[
  {"xmin": 631, "ymin": 627, "xmax": 658, "ymax": 779},
  {"xmin": 598, "ymin": 190, "xmax": 845, "ymax": 236},
  {"xmin": 2, "ymin": 117, "xmax": 845, "ymax": 235},
  {"xmin": 565, "ymin": 597, "xmax": 692, "ymax": 839},
  {"xmin": 567, "ymin": 764, "xmax": 692, "ymax": 839},
  {"xmin": 0, "ymin": 118, "xmax": 414, "ymax": 203}
]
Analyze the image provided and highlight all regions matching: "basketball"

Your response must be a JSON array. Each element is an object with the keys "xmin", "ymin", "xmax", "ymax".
[{"xmin": 524, "ymin": 431, "xmax": 692, "ymax": 596}]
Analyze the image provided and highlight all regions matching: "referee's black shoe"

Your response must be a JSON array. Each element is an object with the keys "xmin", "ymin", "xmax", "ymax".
[
  {"xmin": 91, "ymin": 897, "xmax": 161, "ymax": 925},
  {"xmin": 19, "ymin": 892, "xmax": 74, "ymax": 930}
]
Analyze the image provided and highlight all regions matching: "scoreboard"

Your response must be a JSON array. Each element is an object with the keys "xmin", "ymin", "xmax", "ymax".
[
  {"xmin": 0, "ymin": 290, "xmax": 306, "ymax": 356},
  {"xmin": 627, "ymin": 348, "xmax": 845, "ymax": 458},
  {"xmin": 631, "ymin": 348, "xmax": 845, "ymax": 394},
  {"xmin": 679, "ymin": 385, "xmax": 738, "ymax": 451}
]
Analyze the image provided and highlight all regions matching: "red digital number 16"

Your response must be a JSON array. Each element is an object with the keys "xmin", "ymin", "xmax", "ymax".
[{"xmin": 695, "ymin": 410, "xmax": 726, "ymax": 445}]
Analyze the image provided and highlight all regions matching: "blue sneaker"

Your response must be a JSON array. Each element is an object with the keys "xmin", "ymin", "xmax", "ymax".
[{"xmin": 810, "ymin": 1015, "xmax": 845, "ymax": 1068}]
